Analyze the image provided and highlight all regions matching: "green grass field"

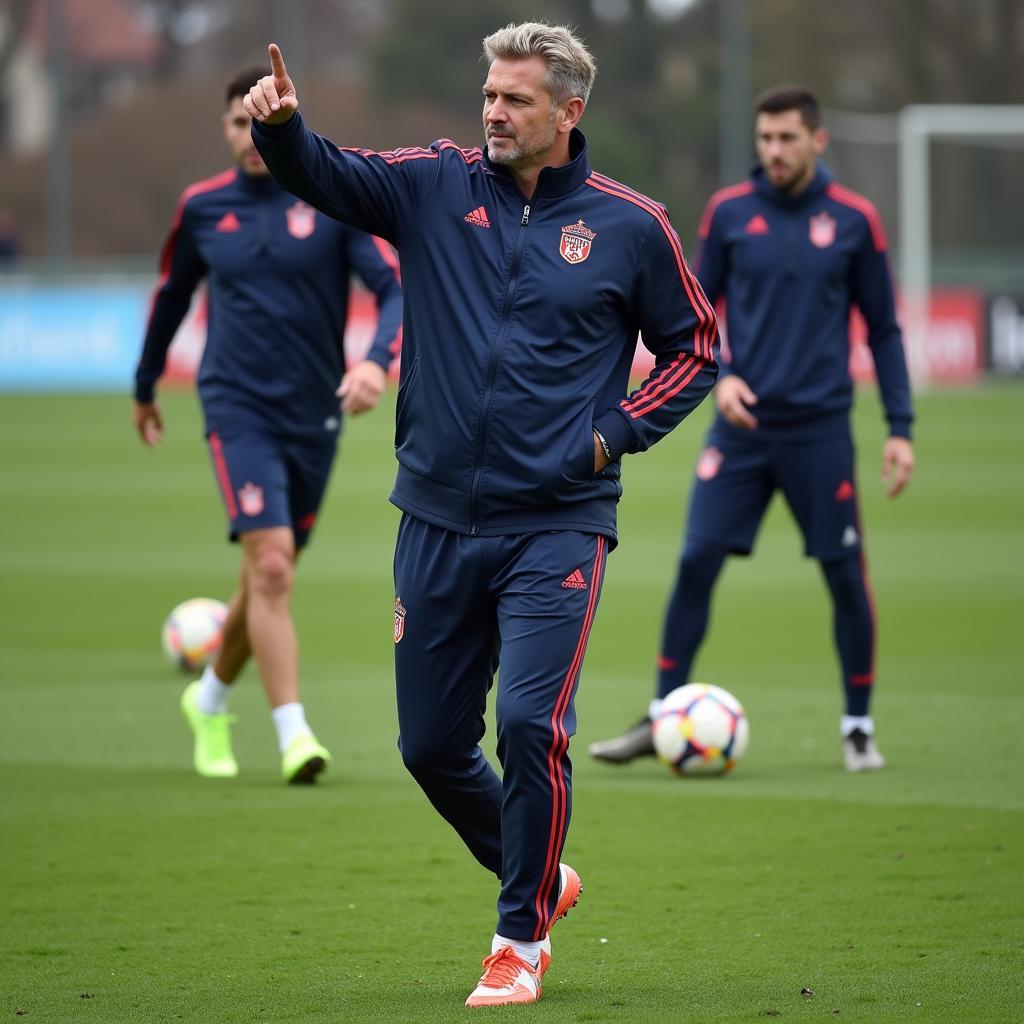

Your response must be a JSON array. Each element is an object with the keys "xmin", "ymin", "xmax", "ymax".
[{"xmin": 1, "ymin": 385, "xmax": 1022, "ymax": 1023}]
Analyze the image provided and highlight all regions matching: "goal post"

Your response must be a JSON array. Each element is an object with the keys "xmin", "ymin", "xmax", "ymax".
[{"xmin": 898, "ymin": 105, "xmax": 1024, "ymax": 384}]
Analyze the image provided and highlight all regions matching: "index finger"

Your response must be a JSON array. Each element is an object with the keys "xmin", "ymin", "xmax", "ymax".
[{"xmin": 269, "ymin": 43, "xmax": 288, "ymax": 80}]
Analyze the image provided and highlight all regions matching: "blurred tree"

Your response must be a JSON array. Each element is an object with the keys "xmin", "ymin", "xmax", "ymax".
[{"xmin": 3, "ymin": 0, "xmax": 1020, "ymax": 262}]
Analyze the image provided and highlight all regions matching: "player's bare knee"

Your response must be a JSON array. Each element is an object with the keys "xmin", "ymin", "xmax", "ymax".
[{"xmin": 249, "ymin": 545, "xmax": 294, "ymax": 598}]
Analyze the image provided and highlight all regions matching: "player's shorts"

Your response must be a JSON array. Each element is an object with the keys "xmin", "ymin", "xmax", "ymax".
[
  {"xmin": 206, "ymin": 427, "xmax": 337, "ymax": 549},
  {"xmin": 685, "ymin": 424, "xmax": 862, "ymax": 560}
]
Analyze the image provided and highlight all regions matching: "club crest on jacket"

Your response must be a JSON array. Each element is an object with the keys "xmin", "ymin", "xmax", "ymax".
[
  {"xmin": 809, "ymin": 212, "xmax": 836, "ymax": 248},
  {"xmin": 287, "ymin": 201, "xmax": 317, "ymax": 239},
  {"xmin": 559, "ymin": 219, "xmax": 597, "ymax": 264}
]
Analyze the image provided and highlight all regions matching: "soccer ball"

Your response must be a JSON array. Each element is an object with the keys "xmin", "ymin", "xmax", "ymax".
[
  {"xmin": 652, "ymin": 683, "xmax": 749, "ymax": 776},
  {"xmin": 161, "ymin": 598, "xmax": 228, "ymax": 672}
]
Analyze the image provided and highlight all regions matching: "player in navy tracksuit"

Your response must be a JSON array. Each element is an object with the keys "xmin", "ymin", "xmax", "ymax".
[
  {"xmin": 245, "ymin": 24, "xmax": 717, "ymax": 1004},
  {"xmin": 590, "ymin": 85, "xmax": 915, "ymax": 773},
  {"xmin": 134, "ymin": 67, "xmax": 403, "ymax": 784}
]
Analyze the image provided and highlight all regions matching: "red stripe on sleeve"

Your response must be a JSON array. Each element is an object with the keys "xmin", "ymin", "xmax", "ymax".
[
  {"xmin": 697, "ymin": 181, "xmax": 755, "ymax": 239},
  {"xmin": 587, "ymin": 174, "xmax": 716, "ymax": 362},
  {"xmin": 369, "ymin": 236, "xmax": 402, "ymax": 357},
  {"xmin": 623, "ymin": 358, "xmax": 703, "ymax": 419},
  {"xmin": 621, "ymin": 354, "xmax": 696, "ymax": 413},
  {"xmin": 826, "ymin": 183, "xmax": 888, "ymax": 251},
  {"xmin": 146, "ymin": 168, "xmax": 236, "ymax": 329},
  {"xmin": 338, "ymin": 141, "xmax": 483, "ymax": 166}
]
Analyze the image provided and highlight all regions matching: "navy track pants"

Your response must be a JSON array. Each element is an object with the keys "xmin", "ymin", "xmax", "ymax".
[{"xmin": 393, "ymin": 514, "xmax": 607, "ymax": 940}]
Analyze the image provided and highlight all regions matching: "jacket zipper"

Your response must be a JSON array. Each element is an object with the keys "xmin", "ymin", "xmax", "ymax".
[{"xmin": 468, "ymin": 201, "xmax": 532, "ymax": 535}]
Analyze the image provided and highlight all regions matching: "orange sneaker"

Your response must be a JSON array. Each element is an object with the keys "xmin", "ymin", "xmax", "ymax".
[
  {"xmin": 465, "ymin": 946, "xmax": 541, "ymax": 1007},
  {"xmin": 539, "ymin": 862, "xmax": 582, "ymax": 977}
]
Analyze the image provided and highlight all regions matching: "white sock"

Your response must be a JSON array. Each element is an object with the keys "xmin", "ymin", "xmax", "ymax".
[
  {"xmin": 272, "ymin": 702, "xmax": 312, "ymax": 752},
  {"xmin": 841, "ymin": 714, "xmax": 875, "ymax": 737},
  {"xmin": 492, "ymin": 934, "xmax": 541, "ymax": 970},
  {"xmin": 648, "ymin": 697, "xmax": 664, "ymax": 720},
  {"xmin": 195, "ymin": 665, "xmax": 232, "ymax": 715}
]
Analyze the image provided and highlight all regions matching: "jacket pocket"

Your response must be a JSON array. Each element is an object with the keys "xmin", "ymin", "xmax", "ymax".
[{"xmin": 561, "ymin": 400, "xmax": 598, "ymax": 485}]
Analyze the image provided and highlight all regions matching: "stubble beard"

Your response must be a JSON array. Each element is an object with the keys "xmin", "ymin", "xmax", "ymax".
[
  {"xmin": 487, "ymin": 137, "xmax": 523, "ymax": 164},
  {"xmin": 771, "ymin": 155, "xmax": 813, "ymax": 194},
  {"xmin": 486, "ymin": 110, "xmax": 557, "ymax": 166}
]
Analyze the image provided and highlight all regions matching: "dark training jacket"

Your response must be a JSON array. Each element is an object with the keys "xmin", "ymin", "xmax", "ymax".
[
  {"xmin": 135, "ymin": 167, "xmax": 404, "ymax": 439},
  {"xmin": 697, "ymin": 165, "xmax": 913, "ymax": 439},
  {"xmin": 253, "ymin": 115, "xmax": 719, "ymax": 541}
]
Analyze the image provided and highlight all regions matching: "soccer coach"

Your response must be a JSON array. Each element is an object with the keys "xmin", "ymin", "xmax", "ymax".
[{"xmin": 245, "ymin": 22, "xmax": 717, "ymax": 1006}]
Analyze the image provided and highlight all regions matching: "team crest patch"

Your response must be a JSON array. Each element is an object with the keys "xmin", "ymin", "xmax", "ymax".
[
  {"xmin": 286, "ymin": 201, "xmax": 316, "ymax": 239},
  {"xmin": 394, "ymin": 597, "xmax": 407, "ymax": 644},
  {"xmin": 696, "ymin": 446, "xmax": 724, "ymax": 481},
  {"xmin": 238, "ymin": 482, "xmax": 264, "ymax": 517},
  {"xmin": 809, "ymin": 212, "xmax": 837, "ymax": 248},
  {"xmin": 559, "ymin": 219, "xmax": 597, "ymax": 264}
]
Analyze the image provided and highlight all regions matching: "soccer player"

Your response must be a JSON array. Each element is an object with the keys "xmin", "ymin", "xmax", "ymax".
[
  {"xmin": 134, "ymin": 67, "xmax": 403, "ymax": 784},
  {"xmin": 589, "ymin": 85, "xmax": 915, "ymax": 773},
  {"xmin": 243, "ymin": 24, "xmax": 717, "ymax": 1006}
]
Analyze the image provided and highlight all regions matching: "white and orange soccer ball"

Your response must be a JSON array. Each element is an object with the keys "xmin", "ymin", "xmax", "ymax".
[
  {"xmin": 652, "ymin": 683, "xmax": 749, "ymax": 776},
  {"xmin": 161, "ymin": 598, "xmax": 228, "ymax": 673}
]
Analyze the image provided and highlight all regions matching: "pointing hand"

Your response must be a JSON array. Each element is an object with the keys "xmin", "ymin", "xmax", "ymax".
[{"xmin": 243, "ymin": 43, "xmax": 298, "ymax": 125}]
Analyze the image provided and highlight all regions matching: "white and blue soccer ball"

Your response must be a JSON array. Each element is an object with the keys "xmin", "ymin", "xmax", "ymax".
[
  {"xmin": 161, "ymin": 597, "xmax": 227, "ymax": 672},
  {"xmin": 652, "ymin": 683, "xmax": 749, "ymax": 776}
]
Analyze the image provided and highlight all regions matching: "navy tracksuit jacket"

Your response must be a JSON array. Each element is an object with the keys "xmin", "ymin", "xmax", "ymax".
[
  {"xmin": 134, "ymin": 167, "xmax": 404, "ymax": 438},
  {"xmin": 684, "ymin": 164, "xmax": 914, "ymax": 561},
  {"xmin": 698, "ymin": 164, "xmax": 913, "ymax": 440},
  {"xmin": 253, "ymin": 115, "xmax": 718, "ymax": 940}
]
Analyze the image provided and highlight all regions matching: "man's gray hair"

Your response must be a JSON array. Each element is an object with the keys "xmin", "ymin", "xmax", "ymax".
[{"xmin": 483, "ymin": 22, "xmax": 597, "ymax": 105}]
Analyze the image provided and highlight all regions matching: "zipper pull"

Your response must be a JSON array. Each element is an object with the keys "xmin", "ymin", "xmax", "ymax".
[{"xmin": 521, "ymin": 204, "xmax": 531, "ymax": 225}]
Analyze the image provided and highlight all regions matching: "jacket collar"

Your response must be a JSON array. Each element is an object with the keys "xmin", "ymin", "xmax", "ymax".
[
  {"xmin": 236, "ymin": 167, "xmax": 283, "ymax": 196},
  {"xmin": 483, "ymin": 127, "xmax": 592, "ymax": 200},
  {"xmin": 752, "ymin": 162, "xmax": 832, "ymax": 208}
]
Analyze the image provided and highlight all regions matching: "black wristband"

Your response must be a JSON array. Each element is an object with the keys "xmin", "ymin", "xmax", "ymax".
[{"xmin": 594, "ymin": 429, "xmax": 612, "ymax": 461}]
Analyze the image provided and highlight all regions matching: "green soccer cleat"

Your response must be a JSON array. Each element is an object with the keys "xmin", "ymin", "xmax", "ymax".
[
  {"xmin": 180, "ymin": 681, "xmax": 238, "ymax": 778},
  {"xmin": 281, "ymin": 733, "xmax": 331, "ymax": 784}
]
